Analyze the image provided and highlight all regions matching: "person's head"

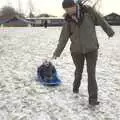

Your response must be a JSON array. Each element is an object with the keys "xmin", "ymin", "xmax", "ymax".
[
  {"xmin": 62, "ymin": 0, "xmax": 77, "ymax": 16},
  {"xmin": 40, "ymin": 60, "xmax": 54, "ymax": 80}
]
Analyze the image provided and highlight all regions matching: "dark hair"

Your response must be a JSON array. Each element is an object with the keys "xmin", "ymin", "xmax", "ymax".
[{"xmin": 62, "ymin": 0, "xmax": 75, "ymax": 8}]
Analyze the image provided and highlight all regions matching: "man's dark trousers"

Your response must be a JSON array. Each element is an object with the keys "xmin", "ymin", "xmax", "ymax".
[{"xmin": 71, "ymin": 50, "xmax": 98, "ymax": 101}]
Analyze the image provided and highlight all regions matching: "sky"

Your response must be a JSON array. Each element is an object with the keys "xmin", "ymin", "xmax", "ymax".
[{"xmin": 0, "ymin": 0, "xmax": 120, "ymax": 17}]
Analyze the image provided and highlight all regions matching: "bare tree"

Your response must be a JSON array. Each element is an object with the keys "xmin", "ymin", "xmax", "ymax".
[
  {"xmin": 18, "ymin": 0, "xmax": 22, "ymax": 14},
  {"xmin": 28, "ymin": 0, "xmax": 34, "ymax": 18},
  {"xmin": 0, "ymin": 6, "xmax": 25, "ymax": 18},
  {"xmin": 0, "ymin": 6, "xmax": 16, "ymax": 18},
  {"xmin": 6, "ymin": 0, "xmax": 12, "ymax": 6}
]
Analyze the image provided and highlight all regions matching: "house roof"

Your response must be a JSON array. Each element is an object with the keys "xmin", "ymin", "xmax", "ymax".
[
  {"xmin": 26, "ymin": 17, "xmax": 64, "ymax": 20},
  {"xmin": 0, "ymin": 16, "xmax": 33, "ymax": 24},
  {"xmin": 105, "ymin": 12, "xmax": 120, "ymax": 18}
]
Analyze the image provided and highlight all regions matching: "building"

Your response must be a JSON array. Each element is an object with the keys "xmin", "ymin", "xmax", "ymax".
[
  {"xmin": 0, "ymin": 19, "xmax": 7, "ymax": 27},
  {"xmin": 0, "ymin": 16, "xmax": 32, "ymax": 27},
  {"xmin": 26, "ymin": 17, "xmax": 65, "ymax": 27},
  {"xmin": 104, "ymin": 13, "xmax": 120, "ymax": 25}
]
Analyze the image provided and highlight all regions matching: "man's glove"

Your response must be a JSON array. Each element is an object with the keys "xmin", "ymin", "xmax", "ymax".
[{"xmin": 52, "ymin": 55, "xmax": 57, "ymax": 59}]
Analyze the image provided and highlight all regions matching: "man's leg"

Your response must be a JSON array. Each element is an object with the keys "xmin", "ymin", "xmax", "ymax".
[
  {"xmin": 71, "ymin": 53, "xmax": 85, "ymax": 93},
  {"xmin": 86, "ymin": 50, "xmax": 99, "ymax": 105}
]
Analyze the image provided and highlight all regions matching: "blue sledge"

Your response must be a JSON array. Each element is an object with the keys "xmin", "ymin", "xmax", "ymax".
[
  {"xmin": 37, "ymin": 60, "xmax": 62, "ymax": 86},
  {"xmin": 37, "ymin": 73, "xmax": 62, "ymax": 86}
]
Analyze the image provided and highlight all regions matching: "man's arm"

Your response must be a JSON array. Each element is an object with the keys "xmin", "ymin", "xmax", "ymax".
[
  {"xmin": 53, "ymin": 22, "xmax": 70, "ymax": 58},
  {"xmin": 89, "ymin": 7, "xmax": 115, "ymax": 37}
]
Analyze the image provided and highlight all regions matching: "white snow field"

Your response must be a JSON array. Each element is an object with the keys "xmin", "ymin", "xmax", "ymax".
[{"xmin": 0, "ymin": 26, "xmax": 120, "ymax": 120}]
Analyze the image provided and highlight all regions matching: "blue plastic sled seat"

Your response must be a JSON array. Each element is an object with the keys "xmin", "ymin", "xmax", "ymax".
[
  {"xmin": 37, "ymin": 60, "xmax": 62, "ymax": 86},
  {"xmin": 37, "ymin": 72, "xmax": 62, "ymax": 86}
]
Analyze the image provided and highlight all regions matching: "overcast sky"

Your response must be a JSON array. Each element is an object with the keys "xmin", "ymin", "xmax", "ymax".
[{"xmin": 0, "ymin": 0, "xmax": 120, "ymax": 16}]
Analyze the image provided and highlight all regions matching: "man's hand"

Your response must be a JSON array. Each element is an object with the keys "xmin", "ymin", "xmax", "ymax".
[
  {"xmin": 52, "ymin": 55, "xmax": 57, "ymax": 60},
  {"xmin": 109, "ymin": 31, "xmax": 115, "ymax": 38},
  {"xmin": 108, "ymin": 32, "xmax": 115, "ymax": 40}
]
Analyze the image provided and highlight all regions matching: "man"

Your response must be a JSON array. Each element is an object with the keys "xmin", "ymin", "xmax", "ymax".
[{"xmin": 52, "ymin": 0, "xmax": 114, "ymax": 105}]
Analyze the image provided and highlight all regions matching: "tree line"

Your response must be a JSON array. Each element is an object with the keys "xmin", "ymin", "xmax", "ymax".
[{"xmin": 0, "ymin": 6, "xmax": 56, "ymax": 19}]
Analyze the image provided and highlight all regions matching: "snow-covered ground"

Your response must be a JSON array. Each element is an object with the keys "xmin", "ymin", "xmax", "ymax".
[{"xmin": 0, "ymin": 26, "xmax": 120, "ymax": 120}]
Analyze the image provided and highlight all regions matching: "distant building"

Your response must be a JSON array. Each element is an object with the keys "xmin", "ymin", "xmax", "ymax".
[
  {"xmin": 0, "ymin": 16, "xmax": 32, "ymax": 27},
  {"xmin": 26, "ymin": 17, "xmax": 65, "ymax": 27},
  {"xmin": 104, "ymin": 13, "xmax": 120, "ymax": 25},
  {"xmin": 0, "ymin": 19, "xmax": 7, "ymax": 27}
]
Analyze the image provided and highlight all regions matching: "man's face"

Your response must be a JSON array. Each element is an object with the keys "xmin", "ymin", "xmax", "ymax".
[{"xmin": 64, "ymin": 5, "xmax": 76, "ymax": 16}]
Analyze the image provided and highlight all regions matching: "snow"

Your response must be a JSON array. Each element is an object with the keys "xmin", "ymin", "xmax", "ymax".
[{"xmin": 0, "ymin": 26, "xmax": 120, "ymax": 120}]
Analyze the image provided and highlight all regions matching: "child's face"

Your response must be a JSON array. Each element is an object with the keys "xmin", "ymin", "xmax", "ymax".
[{"xmin": 64, "ymin": 5, "xmax": 76, "ymax": 16}]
